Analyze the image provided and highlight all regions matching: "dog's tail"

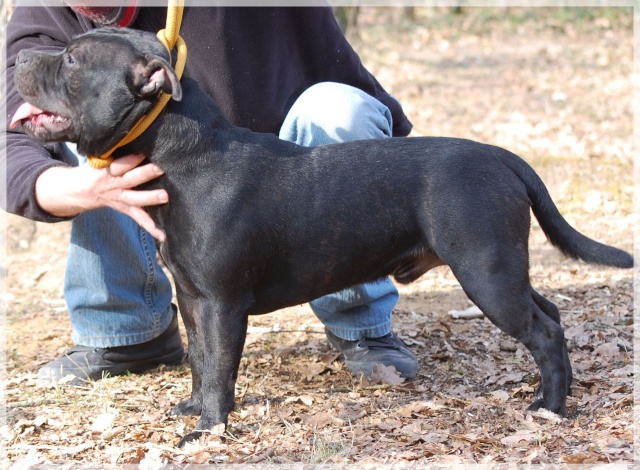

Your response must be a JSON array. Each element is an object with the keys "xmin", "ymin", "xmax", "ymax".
[{"xmin": 497, "ymin": 148, "xmax": 633, "ymax": 268}]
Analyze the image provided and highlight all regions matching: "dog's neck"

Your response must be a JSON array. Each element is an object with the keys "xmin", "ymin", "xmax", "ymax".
[{"xmin": 113, "ymin": 77, "xmax": 233, "ymax": 166}]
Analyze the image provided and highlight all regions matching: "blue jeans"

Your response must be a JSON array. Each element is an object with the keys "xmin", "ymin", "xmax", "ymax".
[{"xmin": 64, "ymin": 82, "xmax": 399, "ymax": 347}]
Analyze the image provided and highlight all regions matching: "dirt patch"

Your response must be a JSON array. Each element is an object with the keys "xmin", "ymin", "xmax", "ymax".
[{"xmin": 3, "ymin": 7, "xmax": 634, "ymax": 466}]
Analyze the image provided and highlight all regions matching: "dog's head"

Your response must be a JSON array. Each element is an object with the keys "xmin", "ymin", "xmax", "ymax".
[{"xmin": 10, "ymin": 27, "xmax": 182, "ymax": 156}]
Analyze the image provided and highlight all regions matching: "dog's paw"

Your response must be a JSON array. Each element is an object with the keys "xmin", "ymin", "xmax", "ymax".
[
  {"xmin": 177, "ymin": 430, "xmax": 203, "ymax": 448},
  {"xmin": 527, "ymin": 398, "xmax": 567, "ymax": 418},
  {"xmin": 533, "ymin": 383, "xmax": 543, "ymax": 399},
  {"xmin": 171, "ymin": 399, "xmax": 202, "ymax": 416},
  {"xmin": 527, "ymin": 397, "xmax": 545, "ymax": 412},
  {"xmin": 177, "ymin": 423, "xmax": 226, "ymax": 448}
]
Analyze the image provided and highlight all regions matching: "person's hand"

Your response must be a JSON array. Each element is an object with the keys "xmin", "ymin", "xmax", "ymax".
[{"xmin": 35, "ymin": 154, "xmax": 169, "ymax": 241}]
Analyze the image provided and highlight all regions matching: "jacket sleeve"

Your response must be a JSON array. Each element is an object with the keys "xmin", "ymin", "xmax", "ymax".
[{"xmin": 4, "ymin": 5, "xmax": 92, "ymax": 221}]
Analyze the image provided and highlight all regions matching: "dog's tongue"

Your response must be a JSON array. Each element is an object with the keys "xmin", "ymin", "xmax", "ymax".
[{"xmin": 10, "ymin": 102, "xmax": 44, "ymax": 129}]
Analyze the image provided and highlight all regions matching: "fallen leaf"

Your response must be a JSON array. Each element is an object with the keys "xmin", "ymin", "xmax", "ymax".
[
  {"xmin": 192, "ymin": 451, "xmax": 211, "ymax": 464},
  {"xmin": 295, "ymin": 361, "xmax": 328, "ymax": 380},
  {"xmin": 397, "ymin": 400, "xmax": 441, "ymax": 418},
  {"xmin": 367, "ymin": 363, "xmax": 405, "ymax": 385},
  {"xmin": 50, "ymin": 443, "xmax": 95, "ymax": 457},
  {"xmin": 448, "ymin": 305, "xmax": 484, "ymax": 319},
  {"xmin": 528, "ymin": 408, "xmax": 564, "ymax": 423},
  {"xmin": 299, "ymin": 395, "xmax": 314, "ymax": 406},
  {"xmin": 561, "ymin": 451, "xmax": 603, "ymax": 464},
  {"xmin": 500, "ymin": 430, "xmax": 538, "ymax": 446},
  {"xmin": 91, "ymin": 412, "xmax": 117, "ymax": 433},
  {"xmin": 138, "ymin": 446, "xmax": 165, "ymax": 470},
  {"xmin": 284, "ymin": 395, "xmax": 314, "ymax": 406},
  {"xmin": 301, "ymin": 411, "xmax": 333, "ymax": 427},
  {"xmin": 489, "ymin": 390, "xmax": 510, "ymax": 402}
]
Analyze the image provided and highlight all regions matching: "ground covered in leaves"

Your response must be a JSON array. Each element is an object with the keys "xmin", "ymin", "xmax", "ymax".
[{"xmin": 2, "ymin": 7, "xmax": 634, "ymax": 467}]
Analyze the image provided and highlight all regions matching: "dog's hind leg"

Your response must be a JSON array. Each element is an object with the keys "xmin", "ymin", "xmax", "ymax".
[
  {"xmin": 531, "ymin": 289, "xmax": 573, "ymax": 397},
  {"xmin": 449, "ymin": 250, "xmax": 568, "ymax": 417}
]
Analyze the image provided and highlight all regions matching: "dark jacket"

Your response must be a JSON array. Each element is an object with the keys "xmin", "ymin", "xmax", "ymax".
[{"xmin": 5, "ymin": 6, "xmax": 412, "ymax": 221}]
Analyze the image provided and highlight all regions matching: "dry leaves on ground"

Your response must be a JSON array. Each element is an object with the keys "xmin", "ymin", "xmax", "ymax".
[{"xmin": 3, "ymin": 7, "xmax": 634, "ymax": 467}]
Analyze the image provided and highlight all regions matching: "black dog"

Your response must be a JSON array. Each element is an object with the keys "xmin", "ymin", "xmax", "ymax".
[{"xmin": 11, "ymin": 28, "xmax": 632, "ymax": 445}]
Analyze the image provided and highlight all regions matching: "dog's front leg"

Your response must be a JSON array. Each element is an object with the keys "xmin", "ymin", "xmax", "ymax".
[
  {"xmin": 178, "ymin": 298, "xmax": 249, "ymax": 447},
  {"xmin": 171, "ymin": 288, "xmax": 204, "ymax": 417}
]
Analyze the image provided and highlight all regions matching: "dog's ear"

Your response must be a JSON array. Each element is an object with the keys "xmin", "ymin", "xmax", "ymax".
[{"xmin": 129, "ymin": 55, "xmax": 183, "ymax": 101}]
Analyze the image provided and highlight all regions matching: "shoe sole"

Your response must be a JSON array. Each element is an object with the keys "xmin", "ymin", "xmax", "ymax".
[
  {"xmin": 345, "ymin": 359, "xmax": 417, "ymax": 380},
  {"xmin": 37, "ymin": 347, "xmax": 186, "ymax": 385}
]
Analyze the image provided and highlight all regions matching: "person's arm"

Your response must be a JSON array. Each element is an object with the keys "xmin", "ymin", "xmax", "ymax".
[{"xmin": 5, "ymin": 6, "xmax": 167, "ymax": 240}]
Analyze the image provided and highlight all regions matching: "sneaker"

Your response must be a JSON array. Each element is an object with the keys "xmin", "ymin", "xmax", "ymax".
[
  {"xmin": 325, "ymin": 328, "xmax": 418, "ymax": 379},
  {"xmin": 38, "ymin": 309, "xmax": 184, "ymax": 385}
]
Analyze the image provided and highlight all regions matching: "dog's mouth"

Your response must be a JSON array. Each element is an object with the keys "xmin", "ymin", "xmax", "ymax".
[{"xmin": 10, "ymin": 102, "xmax": 71, "ymax": 134}]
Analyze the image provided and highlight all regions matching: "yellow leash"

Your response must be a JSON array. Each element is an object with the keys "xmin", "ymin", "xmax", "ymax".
[{"xmin": 87, "ymin": 0, "xmax": 187, "ymax": 169}]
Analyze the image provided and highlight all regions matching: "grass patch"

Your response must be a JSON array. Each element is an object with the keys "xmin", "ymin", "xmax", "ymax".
[{"xmin": 310, "ymin": 431, "xmax": 352, "ymax": 464}]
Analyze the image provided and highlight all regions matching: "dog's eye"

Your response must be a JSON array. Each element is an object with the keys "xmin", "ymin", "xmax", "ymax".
[{"xmin": 65, "ymin": 53, "xmax": 78, "ymax": 66}]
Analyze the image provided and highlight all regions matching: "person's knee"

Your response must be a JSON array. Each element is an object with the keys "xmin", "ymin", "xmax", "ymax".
[
  {"xmin": 281, "ymin": 82, "xmax": 393, "ymax": 146},
  {"xmin": 295, "ymin": 82, "xmax": 372, "ymax": 129}
]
